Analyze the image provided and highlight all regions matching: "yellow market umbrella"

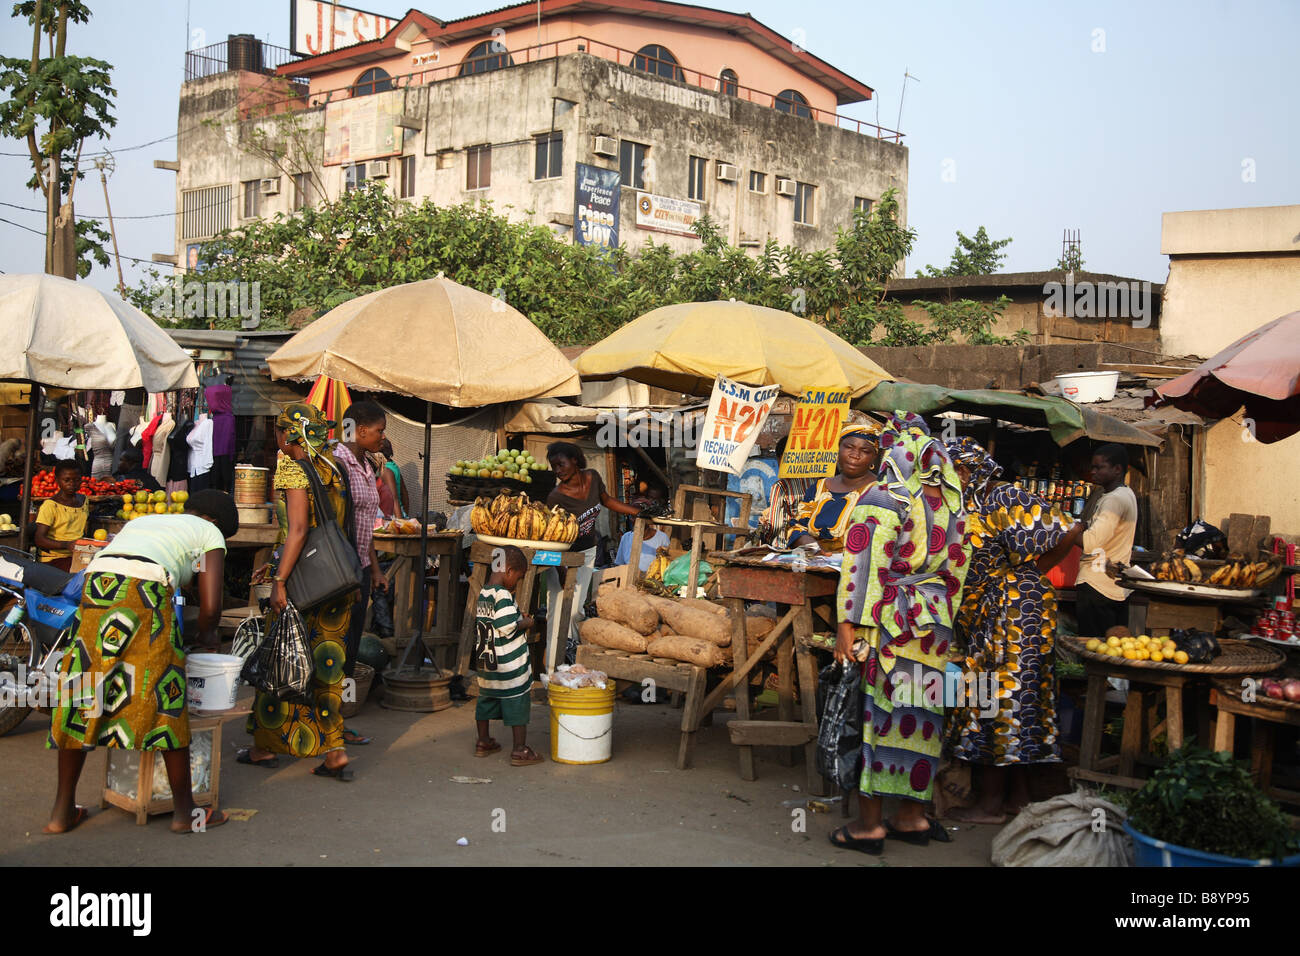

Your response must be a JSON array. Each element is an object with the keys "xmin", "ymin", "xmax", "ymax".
[
  {"xmin": 305, "ymin": 375, "xmax": 352, "ymax": 439},
  {"xmin": 573, "ymin": 300, "xmax": 892, "ymax": 398}
]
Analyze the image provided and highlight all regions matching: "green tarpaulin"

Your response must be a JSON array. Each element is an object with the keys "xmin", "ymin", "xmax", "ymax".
[{"xmin": 854, "ymin": 382, "xmax": 1162, "ymax": 448}]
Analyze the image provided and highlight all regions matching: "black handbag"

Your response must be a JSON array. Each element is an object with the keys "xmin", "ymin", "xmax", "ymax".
[
  {"xmin": 239, "ymin": 599, "xmax": 314, "ymax": 704},
  {"xmin": 285, "ymin": 454, "xmax": 363, "ymax": 611}
]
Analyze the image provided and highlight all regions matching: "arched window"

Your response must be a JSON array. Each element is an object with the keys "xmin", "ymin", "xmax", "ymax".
[
  {"xmin": 633, "ymin": 44, "xmax": 683, "ymax": 81},
  {"xmin": 353, "ymin": 67, "xmax": 392, "ymax": 97},
  {"xmin": 719, "ymin": 68, "xmax": 738, "ymax": 96},
  {"xmin": 459, "ymin": 39, "xmax": 514, "ymax": 75},
  {"xmin": 774, "ymin": 88, "xmax": 811, "ymax": 118}
]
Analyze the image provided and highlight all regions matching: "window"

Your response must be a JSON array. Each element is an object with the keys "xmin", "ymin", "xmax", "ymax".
[
  {"xmin": 719, "ymin": 68, "xmax": 738, "ymax": 96},
  {"xmin": 460, "ymin": 39, "xmax": 514, "ymax": 75},
  {"xmin": 775, "ymin": 88, "xmax": 812, "ymax": 119},
  {"xmin": 241, "ymin": 179, "xmax": 260, "ymax": 219},
  {"xmin": 353, "ymin": 68, "xmax": 392, "ymax": 97},
  {"xmin": 345, "ymin": 163, "xmax": 367, "ymax": 192},
  {"xmin": 400, "ymin": 156, "xmax": 416, "ymax": 199},
  {"xmin": 793, "ymin": 181, "xmax": 815, "ymax": 225},
  {"xmin": 619, "ymin": 140, "xmax": 648, "ymax": 189},
  {"xmin": 292, "ymin": 172, "xmax": 312, "ymax": 211},
  {"xmin": 853, "ymin": 196, "xmax": 873, "ymax": 217},
  {"xmin": 534, "ymin": 131, "xmax": 562, "ymax": 180},
  {"xmin": 748, "ymin": 170, "xmax": 766, "ymax": 194},
  {"xmin": 633, "ymin": 44, "xmax": 683, "ymax": 81},
  {"xmin": 467, "ymin": 145, "xmax": 491, "ymax": 190},
  {"xmin": 181, "ymin": 184, "xmax": 231, "ymax": 239},
  {"xmin": 688, "ymin": 155, "xmax": 707, "ymax": 201}
]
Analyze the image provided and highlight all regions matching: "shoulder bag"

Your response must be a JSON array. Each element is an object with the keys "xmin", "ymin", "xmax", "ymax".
[{"xmin": 284, "ymin": 454, "xmax": 362, "ymax": 611}]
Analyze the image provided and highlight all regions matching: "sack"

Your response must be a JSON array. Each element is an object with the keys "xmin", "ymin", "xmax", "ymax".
[
  {"xmin": 991, "ymin": 790, "xmax": 1133, "ymax": 867},
  {"xmin": 285, "ymin": 456, "xmax": 362, "ymax": 611},
  {"xmin": 1175, "ymin": 518, "xmax": 1227, "ymax": 560},
  {"xmin": 240, "ymin": 600, "xmax": 314, "ymax": 704},
  {"xmin": 815, "ymin": 660, "xmax": 863, "ymax": 794},
  {"xmin": 662, "ymin": 554, "xmax": 714, "ymax": 590}
]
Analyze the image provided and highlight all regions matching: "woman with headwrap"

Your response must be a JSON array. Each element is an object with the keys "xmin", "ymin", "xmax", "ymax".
[
  {"xmin": 828, "ymin": 413, "xmax": 970, "ymax": 855},
  {"xmin": 943, "ymin": 437, "xmax": 1083, "ymax": 823},
  {"xmin": 785, "ymin": 421, "xmax": 882, "ymax": 552},
  {"xmin": 239, "ymin": 403, "xmax": 356, "ymax": 781}
]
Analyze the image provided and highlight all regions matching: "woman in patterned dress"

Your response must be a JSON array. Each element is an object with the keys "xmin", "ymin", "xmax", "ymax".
[
  {"xmin": 944, "ymin": 437, "xmax": 1082, "ymax": 824},
  {"xmin": 785, "ymin": 422, "xmax": 882, "ymax": 552},
  {"xmin": 829, "ymin": 414, "xmax": 971, "ymax": 854},
  {"xmin": 240, "ymin": 404, "xmax": 355, "ymax": 781}
]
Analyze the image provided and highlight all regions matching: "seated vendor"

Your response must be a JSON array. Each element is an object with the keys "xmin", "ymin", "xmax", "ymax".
[
  {"xmin": 786, "ymin": 422, "xmax": 881, "ymax": 552},
  {"xmin": 34, "ymin": 460, "xmax": 89, "ymax": 569},
  {"xmin": 114, "ymin": 446, "xmax": 162, "ymax": 492}
]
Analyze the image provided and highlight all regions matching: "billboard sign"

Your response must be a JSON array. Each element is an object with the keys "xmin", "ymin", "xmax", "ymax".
[
  {"xmin": 291, "ymin": 1, "xmax": 399, "ymax": 57},
  {"xmin": 574, "ymin": 162, "xmax": 621, "ymax": 250}
]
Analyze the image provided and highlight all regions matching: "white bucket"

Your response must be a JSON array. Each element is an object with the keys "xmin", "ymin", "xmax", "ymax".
[
  {"xmin": 186, "ymin": 653, "xmax": 243, "ymax": 712},
  {"xmin": 1054, "ymin": 370, "xmax": 1120, "ymax": 404}
]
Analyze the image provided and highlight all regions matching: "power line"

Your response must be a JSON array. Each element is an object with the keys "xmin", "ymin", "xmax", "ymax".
[{"xmin": 0, "ymin": 132, "xmax": 178, "ymax": 159}]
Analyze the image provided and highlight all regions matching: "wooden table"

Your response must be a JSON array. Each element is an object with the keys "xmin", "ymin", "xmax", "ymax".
[
  {"xmin": 625, "ymin": 516, "xmax": 749, "ymax": 593},
  {"xmin": 704, "ymin": 549, "xmax": 836, "ymax": 794},
  {"xmin": 1212, "ymin": 680, "xmax": 1300, "ymax": 806},
  {"xmin": 374, "ymin": 531, "xmax": 462, "ymax": 650},
  {"xmin": 455, "ymin": 540, "xmax": 587, "ymax": 679}
]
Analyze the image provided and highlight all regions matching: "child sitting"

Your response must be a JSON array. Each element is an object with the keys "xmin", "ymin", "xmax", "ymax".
[
  {"xmin": 34, "ymin": 460, "xmax": 89, "ymax": 569},
  {"xmin": 473, "ymin": 545, "xmax": 544, "ymax": 766}
]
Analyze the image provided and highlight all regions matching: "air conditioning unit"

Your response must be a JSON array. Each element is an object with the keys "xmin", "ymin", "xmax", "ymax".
[
  {"xmin": 716, "ymin": 162, "xmax": 738, "ymax": 182},
  {"xmin": 775, "ymin": 177, "xmax": 797, "ymax": 197},
  {"xmin": 367, "ymin": 160, "xmax": 391, "ymax": 178},
  {"xmin": 259, "ymin": 177, "xmax": 280, "ymax": 195},
  {"xmin": 593, "ymin": 135, "xmax": 617, "ymax": 158}
]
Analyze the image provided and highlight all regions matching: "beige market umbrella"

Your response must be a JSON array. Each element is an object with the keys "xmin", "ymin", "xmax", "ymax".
[
  {"xmin": 0, "ymin": 274, "xmax": 199, "ymax": 552},
  {"xmin": 573, "ymin": 300, "xmax": 893, "ymax": 397},
  {"xmin": 266, "ymin": 277, "xmax": 580, "ymax": 405}
]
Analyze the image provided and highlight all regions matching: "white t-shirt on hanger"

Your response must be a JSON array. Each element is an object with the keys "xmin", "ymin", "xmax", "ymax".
[{"xmin": 188, "ymin": 415, "xmax": 214, "ymax": 477}]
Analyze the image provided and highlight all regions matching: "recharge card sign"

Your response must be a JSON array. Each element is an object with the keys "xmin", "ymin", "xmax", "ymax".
[
  {"xmin": 778, "ymin": 387, "xmax": 852, "ymax": 479},
  {"xmin": 698, "ymin": 375, "xmax": 781, "ymax": 476}
]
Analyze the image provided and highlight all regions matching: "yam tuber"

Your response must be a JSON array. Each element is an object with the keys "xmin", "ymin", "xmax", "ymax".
[
  {"xmin": 745, "ymin": 616, "xmax": 776, "ymax": 640},
  {"xmin": 677, "ymin": 597, "xmax": 728, "ymax": 617},
  {"xmin": 579, "ymin": 618, "xmax": 648, "ymax": 654},
  {"xmin": 596, "ymin": 589, "xmax": 660, "ymax": 636},
  {"xmin": 647, "ymin": 634, "xmax": 726, "ymax": 668},
  {"xmin": 656, "ymin": 602, "xmax": 732, "ymax": 647}
]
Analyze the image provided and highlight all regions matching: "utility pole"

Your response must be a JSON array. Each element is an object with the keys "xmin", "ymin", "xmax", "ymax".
[
  {"xmin": 897, "ymin": 69, "xmax": 919, "ymax": 139},
  {"xmin": 94, "ymin": 150, "xmax": 127, "ymax": 296}
]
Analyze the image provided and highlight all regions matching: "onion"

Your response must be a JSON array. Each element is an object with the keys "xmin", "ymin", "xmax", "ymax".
[
  {"xmin": 1284, "ymin": 680, "xmax": 1300, "ymax": 703},
  {"xmin": 1265, "ymin": 681, "xmax": 1286, "ymax": 699}
]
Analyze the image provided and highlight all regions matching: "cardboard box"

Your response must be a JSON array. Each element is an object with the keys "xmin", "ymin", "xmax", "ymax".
[{"xmin": 69, "ymin": 538, "xmax": 108, "ymax": 573}]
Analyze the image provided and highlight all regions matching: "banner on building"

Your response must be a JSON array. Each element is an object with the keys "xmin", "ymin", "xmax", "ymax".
[
  {"xmin": 323, "ymin": 94, "xmax": 402, "ymax": 166},
  {"xmin": 778, "ymin": 387, "xmax": 852, "ymax": 479},
  {"xmin": 698, "ymin": 375, "xmax": 781, "ymax": 475},
  {"xmin": 574, "ymin": 162, "xmax": 621, "ymax": 250},
  {"xmin": 291, "ymin": 1, "xmax": 399, "ymax": 57},
  {"xmin": 635, "ymin": 192, "xmax": 701, "ymax": 238}
]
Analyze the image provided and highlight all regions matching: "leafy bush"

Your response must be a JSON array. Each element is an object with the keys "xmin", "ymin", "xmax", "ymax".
[{"xmin": 1126, "ymin": 743, "xmax": 1298, "ymax": 860}]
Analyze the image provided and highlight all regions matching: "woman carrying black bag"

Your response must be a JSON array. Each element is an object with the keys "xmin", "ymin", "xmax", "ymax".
[{"xmin": 239, "ymin": 404, "xmax": 357, "ymax": 781}]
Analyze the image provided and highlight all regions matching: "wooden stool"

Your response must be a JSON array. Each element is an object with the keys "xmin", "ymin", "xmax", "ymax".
[{"xmin": 576, "ymin": 645, "xmax": 709, "ymax": 769}]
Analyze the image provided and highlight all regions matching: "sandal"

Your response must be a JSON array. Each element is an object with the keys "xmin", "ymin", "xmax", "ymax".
[
  {"xmin": 475, "ymin": 739, "xmax": 502, "ymax": 757},
  {"xmin": 312, "ymin": 763, "xmax": 355, "ymax": 782},
  {"xmin": 828, "ymin": 824, "xmax": 884, "ymax": 855},
  {"xmin": 510, "ymin": 745, "xmax": 544, "ymax": 767},
  {"xmin": 43, "ymin": 806, "xmax": 89, "ymax": 835},
  {"xmin": 342, "ymin": 728, "xmax": 372, "ymax": 746},
  {"xmin": 884, "ymin": 819, "xmax": 931, "ymax": 846},
  {"xmin": 174, "ymin": 808, "xmax": 229, "ymax": 833},
  {"xmin": 236, "ymin": 749, "xmax": 279, "ymax": 769}
]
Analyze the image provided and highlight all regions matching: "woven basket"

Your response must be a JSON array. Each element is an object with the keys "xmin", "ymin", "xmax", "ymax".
[
  {"xmin": 1063, "ymin": 636, "xmax": 1284, "ymax": 676},
  {"xmin": 341, "ymin": 662, "xmax": 375, "ymax": 718}
]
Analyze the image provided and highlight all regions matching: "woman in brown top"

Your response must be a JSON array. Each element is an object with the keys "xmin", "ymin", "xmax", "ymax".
[{"xmin": 545, "ymin": 442, "xmax": 640, "ymax": 662}]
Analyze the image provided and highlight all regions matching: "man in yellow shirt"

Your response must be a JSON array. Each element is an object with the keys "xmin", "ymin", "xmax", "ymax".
[
  {"xmin": 34, "ymin": 461, "xmax": 89, "ymax": 569},
  {"xmin": 1074, "ymin": 444, "xmax": 1138, "ymax": 637}
]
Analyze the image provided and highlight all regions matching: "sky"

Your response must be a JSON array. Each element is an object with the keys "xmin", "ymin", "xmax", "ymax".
[{"xmin": 0, "ymin": 0, "xmax": 1295, "ymax": 295}]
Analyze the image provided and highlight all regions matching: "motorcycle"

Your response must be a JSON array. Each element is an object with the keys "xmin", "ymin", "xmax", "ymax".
[{"xmin": 0, "ymin": 547, "xmax": 85, "ymax": 737}]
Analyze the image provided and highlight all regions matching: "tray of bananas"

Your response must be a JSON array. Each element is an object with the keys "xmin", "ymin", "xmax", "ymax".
[
  {"xmin": 1119, "ymin": 548, "xmax": 1282, "ymax": 601},
  {"xmin": 469, "ymin": 492, "xmax": 578, "ymax": 550}
]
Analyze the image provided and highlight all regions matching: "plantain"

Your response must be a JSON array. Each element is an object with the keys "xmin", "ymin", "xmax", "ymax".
[
  {"xmin": 564, "ymin": 514, "xmax": 579, "ymax": 543},
  {"xmin": 1255, "ymin": 563, "xmax": 1282, "ymax": 586},
  {"xmin": 1182, "ymin": 557, "xmax": 1201, "ymax": 582},
  {"xmin": 1208, "ymin": 564, "xmax": 1232, "ymax": 586}
]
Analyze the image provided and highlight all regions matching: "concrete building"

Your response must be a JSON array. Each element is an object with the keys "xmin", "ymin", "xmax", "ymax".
[{"xmin": 164, "ymin": 0, "xmax": 907, "ymax": 267}]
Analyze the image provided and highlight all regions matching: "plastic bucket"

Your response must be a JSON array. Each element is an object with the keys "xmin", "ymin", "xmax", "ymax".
[
  {"xmin": 1124, "ymin": 822, "xmax": 1300, "ymax": 867},
  {"xmin": 548, "ymin": 682, "xmax": 616, "ymax": 764},
  {"xmin": 186, "ymin": 653, "xmax": 243, "ymax": 712},
  {"xmin": 1054, "ymin": 370, "xmax": 1119, "ymax": 404}
]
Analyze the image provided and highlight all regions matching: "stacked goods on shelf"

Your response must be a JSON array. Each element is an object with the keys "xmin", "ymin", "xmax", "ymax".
[
  {"xmin": 447, "ymin": 449, "xmax": 555, "ymax": 502},
  {"xmin": 0, "ymin": 513, "xmax": 17, "ymax": 534},
  {"xmin": 24, "ymin": 469, "xmax": 142, "ymax": 499},
  {"xmin": 469, "ymin": 492, "xmax": 577, "ymax": 544},
  {"xmin": 116, "ymin": 489, "xmax": 189, "ymax": 521},
  {"xmin": 376, "ymin": 517, "xmax": 424, "ymax": 536}
]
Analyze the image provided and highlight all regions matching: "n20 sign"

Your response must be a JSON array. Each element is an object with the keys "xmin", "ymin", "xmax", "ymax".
[
  {"xmin": 698, "ymin": 375, "xmax": 781, "ymax": 475},
  {"xmin": 778, "ymin": 387, "xmax": 851, "ymax": 479}
]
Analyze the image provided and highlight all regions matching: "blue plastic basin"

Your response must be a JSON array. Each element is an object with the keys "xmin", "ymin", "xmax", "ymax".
[{"xmin": 1124, "ymin": 822, "xmax": 1300, "ymax": 867}]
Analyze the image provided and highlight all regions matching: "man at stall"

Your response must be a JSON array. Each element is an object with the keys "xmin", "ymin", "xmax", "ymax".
[
  {"xmin": 34, "ymin": 460, "xmax": 89, "ymax": 570},
  {"xmin": 114, "ymin": 446, "xmax": 162, "ymax": 492},
  {"xmin": 785, "ymin": 422, "xmax": 882, "ymax": 552},
  {"xmin": 1074, "ymin": 443, "xmax": 1138, "ymax": 636}
]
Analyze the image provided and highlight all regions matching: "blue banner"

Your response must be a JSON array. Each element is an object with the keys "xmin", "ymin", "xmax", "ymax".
[
  {"xmin": 574, "ymin": 162, "xmax": 620, "ymax": 250},
  {"xmin": 531, "ymin": 550, "xmax": 564, "ymax": 566}
]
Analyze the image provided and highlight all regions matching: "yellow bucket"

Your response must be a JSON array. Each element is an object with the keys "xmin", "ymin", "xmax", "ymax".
[{"xmin": 547, "ymin": 682, "xmax": 616, "ymax": 765}]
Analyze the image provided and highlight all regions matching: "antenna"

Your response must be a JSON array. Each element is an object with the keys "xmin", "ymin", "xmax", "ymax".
[
  {"xmin": 93, "ymin": 150, "xmax": 127, "ymax": 296},
  {"xmin": 896, "ymin": 69, "xmax": 919, "ymax": 136}
]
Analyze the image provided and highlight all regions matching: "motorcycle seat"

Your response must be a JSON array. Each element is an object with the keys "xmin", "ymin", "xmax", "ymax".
[{"xmin": 0, "ymin": 551, "xmax": 76, "ymax": 598}]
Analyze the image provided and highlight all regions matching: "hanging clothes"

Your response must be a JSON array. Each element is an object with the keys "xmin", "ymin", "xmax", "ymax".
[
  {"xmin": 187, "ymin": 414, "xmax": 214, "ymax": 479},
  {"xmin": 168, "ymin": 413, "xmax": 194, "ymax": 486},
  {"xmin": 206, "ymin": 384, "xmax": 236, "ymax": 493},
  {"xmin": 87, "ymin": 420, "xmax": 113, "ymax": 478},
  {"xmin": 149, "ymin": 412, "xmax": 175, "ymax": 488}
]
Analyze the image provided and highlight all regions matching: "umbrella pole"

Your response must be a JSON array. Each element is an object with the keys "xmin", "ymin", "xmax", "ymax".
[
  {"xmin": 17, "ymin": 383, "xmax": 40, "ymax": 555},
  {"xmin": 395, "ymin": 400, "xmax": 438, "ymax": 675}
]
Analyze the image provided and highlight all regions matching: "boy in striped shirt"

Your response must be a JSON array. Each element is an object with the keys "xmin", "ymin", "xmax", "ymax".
[{"xmin": 474, "ymin": 546, "xmax": 544, "ymax": 766}]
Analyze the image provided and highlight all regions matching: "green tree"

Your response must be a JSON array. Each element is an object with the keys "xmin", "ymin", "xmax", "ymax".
[
  {"xmin": 1056, "ymin": 244, "xmax": 1085, "ymax": 273},
  {"xmin": 0, "ymin": 0, "xmax": 116, "ymax": 277},
  {"xmin": 918, "ymin": 225, "xmax": 1012, "ymax": 277}
]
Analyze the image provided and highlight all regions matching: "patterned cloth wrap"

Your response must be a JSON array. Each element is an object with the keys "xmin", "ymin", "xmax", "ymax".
[
  {"xmin": 837, "ymin": 412, "xmax": 971, "ymax": 802},
  {"xmin": 946, "ymin": 436, "xmax": 1075, "ymax": 767}
]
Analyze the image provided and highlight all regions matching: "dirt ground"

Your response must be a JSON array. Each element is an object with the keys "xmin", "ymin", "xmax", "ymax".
[{"xmin": 0, "ymin": 694, "xmax": 1000, "ymax": 867}]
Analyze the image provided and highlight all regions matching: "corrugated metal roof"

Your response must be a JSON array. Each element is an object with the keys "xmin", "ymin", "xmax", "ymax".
[{"xmin": 168, "ymin": 330, "xmax": 306, "ymax": 417}]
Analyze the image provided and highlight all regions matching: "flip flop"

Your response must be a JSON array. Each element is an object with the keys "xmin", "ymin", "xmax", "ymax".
[
  {"xmin": 174, "ymin": 808, "xmax": 229, "ymax": 833},
  {"xmin": 475, "ymin": 739, "xmax": 502, "ymax": 757},
  {"xmin": 342, "ymin": 728, "xmax": 372, "ymax": 746},
  {"xmin": 510, "ymin": 746, "xmax": 544, "ymax": 767},
  {"xmin": 312, "ymin": 763, "xmax": 355, "ymax": 782},
  {"xmin": 828, "ymin": 824, "xmax": 884, "ymax": 855},
  {"xmin": 43, "ymin": 806, "xmax": 89, "ymax": 835},
  {"xmin": 236, "ymin": 749, "xmax": 279, "ymax": 769},
  {"xmin": 884, "ymin": 819, "xmax": 930, "ymax": 846}
]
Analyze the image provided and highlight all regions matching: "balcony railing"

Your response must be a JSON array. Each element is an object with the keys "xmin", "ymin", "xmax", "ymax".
[{"xmin": 185, "ymin": 37, "xmax": 306, "ymax": 82}]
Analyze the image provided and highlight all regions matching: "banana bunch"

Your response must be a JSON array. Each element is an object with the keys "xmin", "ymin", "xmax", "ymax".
[
  {"xmin": 1204, "ymin": 552, "xmax": 1282, "ymax": 589},
  {"xmin": 470, "ymin": 493, "xmax": 579, "ymax": 543},
  {"xmin": 1154, "ymin": 549, "xmax": 1202, "ymax": 583},
  {"xmin": 644, "ymin": 547, "xmax": 671, "ymax": 583}
]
